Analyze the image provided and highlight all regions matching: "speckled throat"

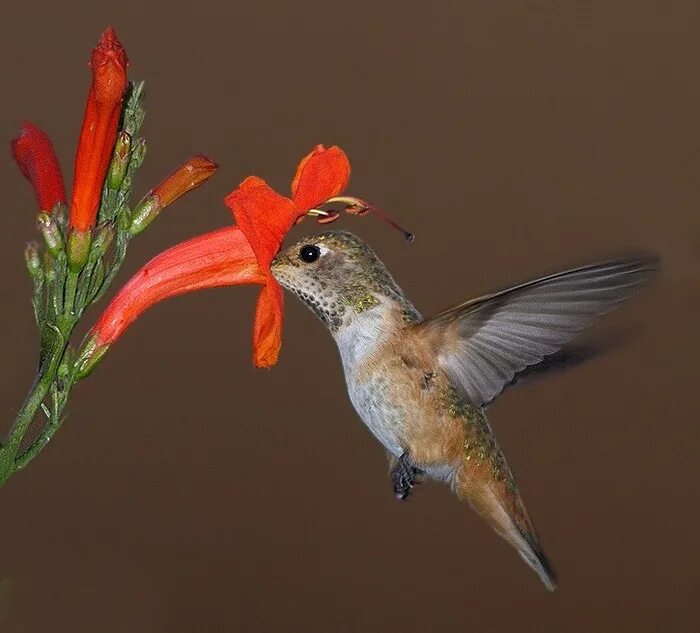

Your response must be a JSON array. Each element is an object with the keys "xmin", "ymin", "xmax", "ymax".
[{"xmin": 272, "ymin": 231, "xmax": 421, "ymax": 333}]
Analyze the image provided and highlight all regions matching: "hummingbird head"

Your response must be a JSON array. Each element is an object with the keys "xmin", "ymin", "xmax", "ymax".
[{"xmin": 271, "ymin": 231, "xmax": 419, "ymax": 333}]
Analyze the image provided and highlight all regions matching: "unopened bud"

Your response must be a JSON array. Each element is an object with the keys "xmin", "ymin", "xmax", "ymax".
[
  {"xmin": 24, "ymin": 242, "xmax": 42, "ymax": 277},
  {"xmin": 36, "ymin": 212, "xmax": 64, "ymax": 257},
  {"xmin": 91, "ymin": 224, "xmax": 115, "ymax": 258},
  {"xmin": 107, "ymin": 131, "xmax": 132, "ymax": 190},
  {"xmin": 67, "ymin": 228, "xmax": 92, "ymax": 272}
]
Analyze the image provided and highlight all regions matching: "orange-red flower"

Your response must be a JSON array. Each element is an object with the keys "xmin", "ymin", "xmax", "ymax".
[
  {"xmin": 69, "ymin": 26, "xmax": 129, "ymax": 232},
  {"xmin": 11, "ymin": 122, "xmax": 66, "ymax": 212},
  {"xmin": 88, "ymin": 145, "xmax": 351, "ymax": 369},
  {"xmin": 91, "ymin": 226, "xmax": 264, "ymax": 347}
]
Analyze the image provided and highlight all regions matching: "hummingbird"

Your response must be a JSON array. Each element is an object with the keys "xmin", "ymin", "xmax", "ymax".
[{"xmin": 270, "ymin": 231, "xmax": 657, "ymax": 591}]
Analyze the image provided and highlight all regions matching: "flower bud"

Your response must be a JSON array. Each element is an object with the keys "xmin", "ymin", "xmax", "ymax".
[
  {"xmin": 107, "ymin": 131, "xmax": 131, "ymax": 191},
  {"xmin": 69, "ymin": 27, "xmax": 129, "ymax": 232},
  {"xmin": 11, "ymin": 122, "xmax": 67, "ymax": 212},
  {"xmin": 36, "ymin": 212, "xmax": 64, "ymax": 257},
  {"xmin": 24, "ymin": 242, "xmax": 42, "ymax": 278}
]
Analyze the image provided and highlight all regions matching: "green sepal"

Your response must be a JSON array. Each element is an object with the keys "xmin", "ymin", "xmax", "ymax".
[
  {"xmin": 87, "ymin": 258, "xmax": 106, "ymax": 302},
  {"xmin": 37, "ymin": 213, "xmax": 64, "ymax": 258},
  {"xmin": 74, "ymin": 335, "xmax": 109, "ymax": 380},
  {"xmin": 66, "ymin": 229, "xmax": 91, "ymax": 272},
  {"xmin": 128, "ymin": 197, "xmax": 161, "ymax": 235},
  {"xmin": 24, "ymin": 242, "xmax": 42, "ymax": 278}
]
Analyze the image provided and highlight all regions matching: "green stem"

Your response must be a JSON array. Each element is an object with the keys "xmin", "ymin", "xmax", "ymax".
[
  {"xmin": 63, "ymin": 270, "xmax": 79, "ymax": 318},
  {"xmin": 0, "ymin": 327, "xmax": 66, "ymax": 486},
  {"xmin": 15, "ymin": 383, "xmax": 68, "ymax": 472}
]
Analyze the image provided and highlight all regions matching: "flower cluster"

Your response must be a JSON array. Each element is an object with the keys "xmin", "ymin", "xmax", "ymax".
[
  {"xmin": 6, "ymin": 26, "xmax": 409, "ymax": 487},
  {"xmin": 3, "ymin": 28, "xmax": 218, "ymax": 485}
]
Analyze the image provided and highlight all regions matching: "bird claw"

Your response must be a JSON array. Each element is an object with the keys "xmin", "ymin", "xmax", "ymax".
[{"xmin": 391, "ymin": 453, "xmax": 424, "ymax": 500}]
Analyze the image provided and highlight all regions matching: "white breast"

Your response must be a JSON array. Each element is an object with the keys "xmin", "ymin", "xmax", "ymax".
[{"xmin": 333, "ymin": 303, "xmax": 405, "ymax": 456}]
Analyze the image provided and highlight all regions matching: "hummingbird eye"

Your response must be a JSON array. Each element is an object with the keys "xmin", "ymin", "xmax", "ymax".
[{"xmin": 299, "ymin": 244, "xmax": 321, "ymax": 263}]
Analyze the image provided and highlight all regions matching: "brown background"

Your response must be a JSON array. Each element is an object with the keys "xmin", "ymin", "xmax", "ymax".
[{"xmin": 0, "ymin": 1, "xmax": 699, "ymax": 631}]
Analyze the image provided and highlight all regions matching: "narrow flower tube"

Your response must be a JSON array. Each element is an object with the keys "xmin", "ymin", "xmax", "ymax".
[
  {"xmin": 92, "ymin": 145, "xmax": 359, "ymax": 370},
  {"xmin": 69, "ymin": 26, "xmax": 129, "ymax": 232},
  {"xmin": 90, "ymin": 226, "xmax": 264, "ymax": 348},
  {"xmin": 11, "ymin": 122, "xmax": 67, "ymax": 212},
  {"xmin": 129, "ymin": 155, "xmax": 219, "ymax": 234}
]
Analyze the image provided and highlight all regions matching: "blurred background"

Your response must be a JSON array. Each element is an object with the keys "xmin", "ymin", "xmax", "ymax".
[{"xmin": 1, "ymin": 1, "xmax": 699, "ymax": 631}]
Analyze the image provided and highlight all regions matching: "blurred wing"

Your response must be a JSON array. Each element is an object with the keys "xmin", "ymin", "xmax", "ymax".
[{"xmin": 415, "ymin": 256, "xmax": 658, "ymax": 407}]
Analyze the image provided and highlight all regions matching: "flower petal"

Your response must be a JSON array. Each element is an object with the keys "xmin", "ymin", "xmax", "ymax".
[
  {"xmin": 290, "ymin": 145, "xmax": 350, "ymax": 211},
  {"xmin": 92, "ymin": 226, "xmax": 264, "ymax": 346},
  {"xmin": 252, "ymin": 277, "xmax": 284, "ymax": 368},
  {"xmin": 11, "ymin": 122, "xmax": 67, "ymax": 211},
  {"xmin": 225, "ymin": 176, "xmax": 299, "ymax": 270}
]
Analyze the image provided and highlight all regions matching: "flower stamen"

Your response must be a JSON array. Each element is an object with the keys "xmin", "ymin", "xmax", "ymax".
[
  {"xmin": 306, "ymin": 208, "xmax": 341, "ymax": 224},
  {"xmin": 324, "ymin": 196, "xmax": 415, "ymax": 242}
]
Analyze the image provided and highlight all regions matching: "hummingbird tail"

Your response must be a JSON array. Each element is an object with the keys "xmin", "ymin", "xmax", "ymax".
[
  {"xmin": 514, "ymin": 530, "xmax": 557, "ymax": 592},
  {"xmin": 454, "ymin": 461, "xmax": 557, "ymax": 591}
]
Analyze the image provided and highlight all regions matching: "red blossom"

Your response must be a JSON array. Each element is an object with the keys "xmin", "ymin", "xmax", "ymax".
[
  {"xmin": 69, "ymin": 26, "xmax": 129, "ymax": 232},
  {"xmin": 11, "ymin": 122, "xmax": 67, "ymax": 212},
  {"xmin": 92, "ymin": 226, "xmax": 264, "ymax": 346}
]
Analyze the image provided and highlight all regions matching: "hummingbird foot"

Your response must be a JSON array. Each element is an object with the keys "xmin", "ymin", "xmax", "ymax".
[{"xmin": 391, "ymin": 453, "xmax": 424, "ymax": 500}]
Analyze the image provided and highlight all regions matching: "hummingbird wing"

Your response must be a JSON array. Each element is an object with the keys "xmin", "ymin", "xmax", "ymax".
[{"xmin": 414, "ymin": 255, "xmax": 658, "ymax": 407}]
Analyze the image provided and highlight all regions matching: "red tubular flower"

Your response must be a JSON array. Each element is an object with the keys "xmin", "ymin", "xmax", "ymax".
[
  {"xmin": 69, "ymin": 27, "xmax": 129, "ymax": 232},
  {"xmin": 11, "ymin": 122, "xmax": 67, "ymax": 212},
  {"xmin": 88, "ymin": 145, "xmax": 351, "ymax": 369},
  {"xmin": 91, "ymin": 227, "xmax": 264, "ymax": 347}
]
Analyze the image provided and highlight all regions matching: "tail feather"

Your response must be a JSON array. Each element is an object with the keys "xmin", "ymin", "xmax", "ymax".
[
  {"xmin": 514, "ymin": 526, "xmax": 557, "ymax": 591},
  {"xmin": 454, "ymin": 457, "xmax": 557, "ymax": 591}
]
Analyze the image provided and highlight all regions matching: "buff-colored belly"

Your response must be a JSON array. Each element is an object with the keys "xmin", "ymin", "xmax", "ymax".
[{"xmin": 345, "ymin": 363, "xmax": 466, "ymax": 471}]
